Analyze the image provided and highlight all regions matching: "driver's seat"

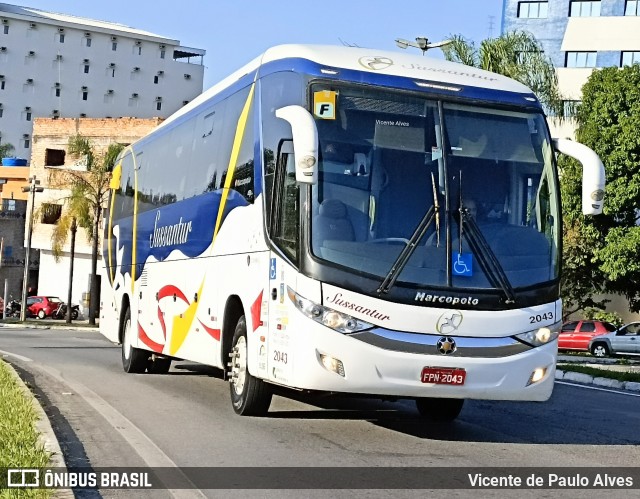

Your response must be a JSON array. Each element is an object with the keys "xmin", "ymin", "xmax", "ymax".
[{"xmin": 312, "ymin": 199, "xmax": 355, "ymax": 248}]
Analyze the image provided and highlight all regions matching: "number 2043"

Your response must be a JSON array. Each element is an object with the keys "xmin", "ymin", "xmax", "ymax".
[{"xmin": 529, "ymin": 312, "xmax": 554, "ymax": 324}]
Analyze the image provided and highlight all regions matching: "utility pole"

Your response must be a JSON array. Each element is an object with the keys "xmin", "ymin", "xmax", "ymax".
[{"xmin": 20, "ymin": 175, "xmax": 43, "ymax": 321}]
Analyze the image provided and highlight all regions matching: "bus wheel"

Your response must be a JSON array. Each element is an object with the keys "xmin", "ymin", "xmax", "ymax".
[
  {"xmin": 148, "ymin": 355, "xmax": 172, "ymax": 374},
  {"xmin": 228, "ymin": 315, "xmax": 272, "ymax": 416},
  {"xmin": 415, "ymin": 397, "xmax": 464, "ymax": 422},
  {"xmin": 121, "ymin": 307, "xmax": 149, "ymax": 373}
]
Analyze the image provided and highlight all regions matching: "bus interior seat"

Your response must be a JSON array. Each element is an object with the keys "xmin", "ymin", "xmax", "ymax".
[{"xmin": 312, "ymin": 199, "xmax": 355, "ymax": 249}]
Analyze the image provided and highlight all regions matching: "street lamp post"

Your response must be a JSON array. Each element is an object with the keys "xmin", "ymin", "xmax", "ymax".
[{"xmin": 20, "ymin": 175, "xmax": 43, "ymax": 321}]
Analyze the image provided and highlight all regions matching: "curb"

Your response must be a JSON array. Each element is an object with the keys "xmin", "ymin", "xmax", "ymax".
[
  {"xmin": 555, "ymin": 369, "xmax": 640, "ymax": 392},
  {"xmin": 0, "ymin": 322, "xmax": 98, "ymax": 332}
]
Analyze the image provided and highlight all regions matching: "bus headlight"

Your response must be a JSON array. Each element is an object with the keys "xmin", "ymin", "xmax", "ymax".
[
  {"xmin": 287, "ymin": 287, "xmax": 373, "ymax": 334},
  {"xmin": 515, "ymin": 326, "xmax": 559, "ymax": 347}
]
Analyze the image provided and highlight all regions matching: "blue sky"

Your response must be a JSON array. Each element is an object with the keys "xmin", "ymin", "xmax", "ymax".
[{"xmin": 15, "ymin": 0, "xmax": 505, "ymax": 89}]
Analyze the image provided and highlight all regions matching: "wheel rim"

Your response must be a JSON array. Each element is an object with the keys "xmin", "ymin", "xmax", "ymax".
[
  {"xmin": 123, "ymin": 318, "xmax": 132, "ymax": 360},
  {"xmin": 593, "ymin": 345, "xmax": 606, "ymax": 357},
  {"xmin": 230, "ymin": 336, "xmax": 247, "ymax": 396}
]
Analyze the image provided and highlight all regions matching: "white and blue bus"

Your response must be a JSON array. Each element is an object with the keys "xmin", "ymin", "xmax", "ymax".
[{"xmin": 100, "ymin": 45, "xmax": 605, "ymax": 420}]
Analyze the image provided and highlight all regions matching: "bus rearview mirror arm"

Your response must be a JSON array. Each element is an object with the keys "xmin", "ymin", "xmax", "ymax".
[
  {"xmin": 275, "ymin": 105, "xmax": 318, "ymax": 185},
  {"xmin": 553, "ymin": 138, "xmax": 605, "ymax": 215}
]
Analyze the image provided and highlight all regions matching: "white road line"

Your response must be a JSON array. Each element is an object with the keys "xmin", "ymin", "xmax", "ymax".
[
  {"xmin": 35, "ymin": 364, "xmax": 207, "ymax": 499},
  {"xmin": 0, "ymin": 349, "xmax": 33, "ymax": 362},
  {"xmin": 556, "ymin": 380, "xmax": 640, "ymax": 397}
]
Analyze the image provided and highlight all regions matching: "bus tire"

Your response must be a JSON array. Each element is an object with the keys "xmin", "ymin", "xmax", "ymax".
[
  {"xmin": 148, "ymin": 356, "xmax": 172, "ymax": 374},
  {"xmin": 121, "ymin": 307, "xmax": 149, "ymax": 373},
  {"xmin": 415, "ymin": 397, "xmax": 464, "ymax": 422},
  {"xmin": 228, "ymin": 315, "xmax": 272, "ymax": 416}
]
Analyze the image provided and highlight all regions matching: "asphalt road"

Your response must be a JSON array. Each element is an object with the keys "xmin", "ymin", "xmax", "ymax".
[{"xmin": 0, "ymin": 326, "xmax": 639, "ymax": 498}]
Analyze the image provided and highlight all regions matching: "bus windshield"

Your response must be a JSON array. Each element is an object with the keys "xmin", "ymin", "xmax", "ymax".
[{"xmin": 310, "ymin": 84, "xmax": 560, "ymax": 292}]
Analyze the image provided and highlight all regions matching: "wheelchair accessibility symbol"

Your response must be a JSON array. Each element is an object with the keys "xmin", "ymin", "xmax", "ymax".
[{"xmin": 453, "ymin": 253, "xmax": 473, "ymax": 277}]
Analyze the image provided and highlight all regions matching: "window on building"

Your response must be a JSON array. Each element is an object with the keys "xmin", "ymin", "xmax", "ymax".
[
  {"xmin": 518, "ymin": 1, "xmax": 548, "ymax": 18},
  {"xmin": 41, "ymin": 203, "xmax": 62, "ymax": 224},
  {"xmin": 55, "ymin": 87, "xmax": 61, "ymax": 97},
  {"xmin": 84, "ymin": 64, "xmax": 90, "ymax": 74},
  {"xmin": 2, "ymin": 199, "xmax": 15, "ymax": 211},
  {"xmin": 112, "ymin": 41, "xmax": 117, "ymax": 51},
  {"xmin": 160, "ymin": 49, "xmax": 166, "ymax": 59},
  {"xmin": 621, "ymin": 51, "xmax": 640, "ymax": 66},
  {"xmin": 86, "ymin": 38, "xmax": 92, "ymax": 47},
  {"xmin": 23, "ymin": 138, "xmax": 29, "ymax": 148},
  {"xmin": 0, "ymin": 106, "xmax": 3, "ymax": 118},
  {"xmin": 0, "ymin": 81, "xmax": 4, "ymax": 90},
  {"xmin": 26, "ymin": 110, "xmax": 31, "ymax": 121},
  {"xmin": 45, "ymin": 148, "xmax": 65, "ymax": 166},
  {"xmin": 625, "ymin": 0, "xmax": 640, "ymax": 15},
  {"xmin": 566, "ymin": 51, "xmax": 597, "ymax": 67},
  {"xmin": 3, "ymin": 25, "xmax": 8, "ymax": 35},
  {"xmin": 156, "ymin": 101, "xmax": 162, "ymax": 111},
  {"xmin": 59, "ymin": 33, "xmax": 65, "ymax": 43},
  {"xmin": 82, "ymin": 90, "xmax": 88, "ymax": 101},
  {"xmin": 569, "ymin": 1, "xmax": 601, "ymax": 16}
]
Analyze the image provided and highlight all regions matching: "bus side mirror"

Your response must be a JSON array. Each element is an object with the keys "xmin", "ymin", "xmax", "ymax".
[
  {"xmin": 275, "ymin": 105, "xmax": 318, "ymax": 185},
  {"xmin": 553, "ymin": 138, "xmax": 605, "ymax": 215}
]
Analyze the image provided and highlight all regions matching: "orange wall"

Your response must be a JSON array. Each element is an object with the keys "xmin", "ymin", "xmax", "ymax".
[{"xmin": 0, "ymin": 166, "xmax": 30, "ymax": 201}]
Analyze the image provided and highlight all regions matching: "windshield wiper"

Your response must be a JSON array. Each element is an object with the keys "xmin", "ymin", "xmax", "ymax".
[
  {"xmin": 458, "ymin": 204, "xmax": 516, "ymax": 304},
  {"xmin": 377, "ymin": 173, "xmax": 439, "ymax": 295}
]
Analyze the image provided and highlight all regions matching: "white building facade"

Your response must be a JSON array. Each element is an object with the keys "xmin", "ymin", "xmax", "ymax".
[{"xmin": 0, "ymin": 2, "xmax": 205, "ymax": 159}]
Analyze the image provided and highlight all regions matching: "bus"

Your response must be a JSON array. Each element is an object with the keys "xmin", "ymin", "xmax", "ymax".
[{"xmin": 100, "ymin": 45, "xmax": 605, "ymax": 421}]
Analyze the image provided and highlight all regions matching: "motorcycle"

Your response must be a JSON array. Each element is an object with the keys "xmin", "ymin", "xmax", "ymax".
[
  {"xmin": 52, "ymin": 302, "xmax": 79, "ymax": 320},
  {"xmin": 4, "ymin": 299, "xmax": 21, "ymax": 318}
]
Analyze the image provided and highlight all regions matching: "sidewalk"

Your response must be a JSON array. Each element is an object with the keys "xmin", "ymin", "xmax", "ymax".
[{"xmin": 0, "ymin": 318, "xmax": 99, "ymax": 331}]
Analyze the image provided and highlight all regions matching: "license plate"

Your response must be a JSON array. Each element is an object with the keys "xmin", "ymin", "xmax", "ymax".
[{"xmin": 421, "ymin": 367, "xmax": 466, "ymax": 385}]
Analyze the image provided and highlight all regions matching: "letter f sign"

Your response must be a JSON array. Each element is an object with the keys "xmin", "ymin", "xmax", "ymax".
[{"xmin": 314, "ymin": 90, "xmax": 336, "ymax": 120}]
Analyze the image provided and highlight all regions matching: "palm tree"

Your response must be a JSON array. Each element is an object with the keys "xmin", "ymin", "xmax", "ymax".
[
  {"xmin": 441, "ymin": 31, "xmax": 565, "ymax": 117},
  {"xmin": 49, "ymin": 135, "xmax": 124, "ymax": 325}
]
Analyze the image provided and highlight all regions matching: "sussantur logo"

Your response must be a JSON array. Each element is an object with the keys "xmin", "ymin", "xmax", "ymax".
[
  {"xmin": 436, "ymin": 311, "xmax": 463, "ymax": 335},
  {"xmin": 358, "ymin": 56, "xmax": 394, "ymax": 71}
]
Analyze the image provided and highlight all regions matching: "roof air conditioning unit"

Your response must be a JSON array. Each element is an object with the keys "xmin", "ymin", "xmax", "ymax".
[
  {"xmin": 131, "ymin": 93, "xmax": 139, "ymax": 98},
  {"xmin": 80, "ymin": 113, "xmax": 86, "ymax": 118},
  {"xmin": 133, "ymin": 67, "xmax": 140, "ymax": 72},
  {"xmin": 22, "ymin": 134, "xmax": 29, "ymax": 139},
  {"xmin": 28, "ymin": 51, "xmax": 35, "ymax": 56},
  {"xmin": 26, "ymin": 78, "xmax": 33, "ymax": 84},
  {"xmin": 184, "ymin": 74, "xmax": 191, "ymax": 80},
  {"xmin": 54, "ymin": 82, "xmax": 60, "ymax": 88},
  {"xmin": 111, "ymin": 36, "xmax": 117, "ymax": 41},
  {"xmin": 135, "ymin": 40, "xmax": 142, "ymax": 46},
  {"xmin": 182, "ymin": 100, "xmax": 189, "ymax": 105},
  {"xmin": 56, "ymin": 54, "xmax": 63, "ymax": 60},
  {"xmin": 29, "ymin": 23, "xmax": 36, "ymax": 29},
  {"xmin": 1, "ymin": 19, "xmax": 8, "ymax": 25},
  {"xmin": 83, "ymin": 59, "xmax": 89, "ymax": 63},
  {"xmin": 155, "ymin": 96, "xmax": 162, "ymax": 101},
  {"xmin": 53, "ymin": 109, "xmax": 59, "ymax": 113},
  {"xmin": 58, "ymin": 28, "xmax": 65, "ymax": 33},
  {"xmin": 0, "ymin": 47, "xmax": 7, "ymax": 52},
  {"xmin": 159, "ymin": 44, "xmax": 166, "ymax": 49},
  {"xmin": 84, "ymin": 32, "xmax": 91, "ymax": 37},
  {"xmin": 157, "ymin": 70, "xmax": 164, "ymax": 76},
  {"xmin": 107, "ymin": 89, "xmax": 114, "ymax": 94},
  {"xmin": 81, "ymin": 86, "xmax": 88, "ymax": 90},
  {"xmin": 25, "ymin": 106, "xmax": 31, "ymax": 111}
]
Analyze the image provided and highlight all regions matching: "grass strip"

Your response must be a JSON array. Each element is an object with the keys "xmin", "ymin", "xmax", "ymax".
[
  {"xmin": 558, "ymin": 363, "xmax": 640, "ymax": 383},
  {"xmin": 0, "ymin": 361, "xmax": 51, "ymax": 498}
]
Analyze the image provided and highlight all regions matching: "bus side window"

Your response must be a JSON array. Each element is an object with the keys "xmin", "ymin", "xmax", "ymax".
[{"xmin": 271, "ymin": 140, "xmax": 299, "ymax": 262}]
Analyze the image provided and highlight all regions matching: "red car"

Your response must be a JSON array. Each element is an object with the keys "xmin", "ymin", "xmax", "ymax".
[
  {"xmin": 26, "ymin": 296, "xmax": 63, "ymax": 319},
  {"xmin": 558, "ymin": 320, "xmax": 617, "ymax": 351}
]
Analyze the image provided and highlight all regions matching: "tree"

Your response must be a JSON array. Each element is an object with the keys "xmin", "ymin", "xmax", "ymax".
[
  {"xmin": 49, "ymin": 135, "xmax": 125, "ymax": 325},
  {"xmin": 0, "ymin": 142, "xmax": 15, "ymax": 158},
  {"xmin": 559, "ymin": 65, "xmax": 640, "ymax": 314},
  {"xmin": 441, "ymin": 31, "xmax": 565, "ymax": 117}
]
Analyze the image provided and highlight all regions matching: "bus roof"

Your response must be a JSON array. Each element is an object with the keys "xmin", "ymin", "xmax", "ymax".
[{"xmin": 156, "ymin": 44, "xmax": 538, "ymax": 132}]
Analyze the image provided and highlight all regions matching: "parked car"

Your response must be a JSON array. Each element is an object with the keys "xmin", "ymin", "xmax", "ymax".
[
  {"xmin": 558, "ymin": 320, "xmax": 617, "ymax": 352},
  {"xmin": 26, "ymin": 296, "xmax": 63, "ymax": 319},
  {"xmin": 588, "ymin": 322, "xmax": 640, "ymax": 357}
]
